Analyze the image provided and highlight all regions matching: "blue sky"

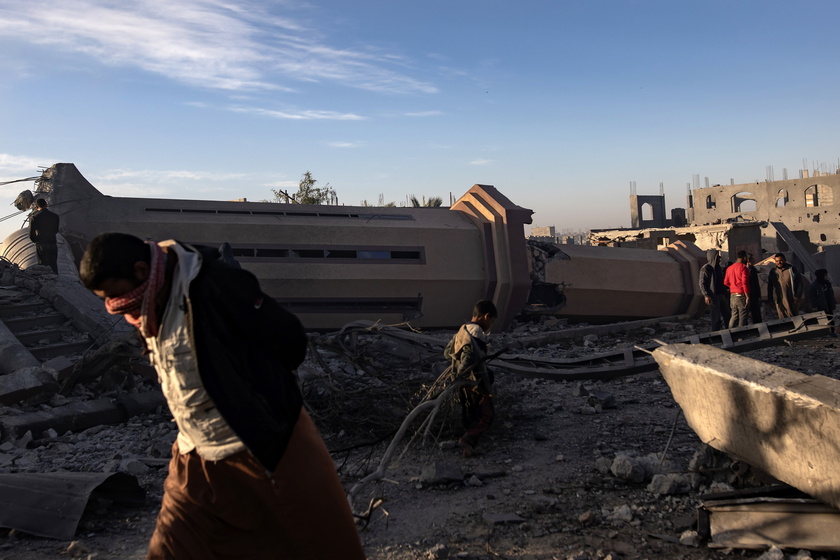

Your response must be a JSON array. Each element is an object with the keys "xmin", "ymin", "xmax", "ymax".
[{"xmin": 2, "ymin": 0, "xmax": 839, "ymax": 242}]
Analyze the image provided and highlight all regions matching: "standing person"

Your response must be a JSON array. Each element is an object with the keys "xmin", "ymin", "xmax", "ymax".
[
  {"xmin": 79, "ymin": 233, "xmax": 365, "ymax": 560},
  {"xmin": 28, "ymin": 198, "xmax": 60, "ymax": 273},
  {"xmin": 808, "ymin": 268, "xmax": 837, "ymax": 336},
  {"xmin": 747, "ymin": 253, "xmax": 763, "ymax": 324},
  {"xmin": 444, "ymin": 300, "xmax": 498, "ymax": 458},
  {"xmin": 698, "ymin": 249, "xmax": 730, "ymax": 331},
  {"xmin": 723, "ymin": 250, "xmax": 750, "ymax": 328},
  {"xmin": 767, "ymin": 253, "xmax": 803, "ymax": 319}
]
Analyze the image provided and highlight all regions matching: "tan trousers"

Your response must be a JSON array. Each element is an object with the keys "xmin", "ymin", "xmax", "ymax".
[{"xmin": 147, "ymin": 410, "xmax": 365, "ymax": 559}]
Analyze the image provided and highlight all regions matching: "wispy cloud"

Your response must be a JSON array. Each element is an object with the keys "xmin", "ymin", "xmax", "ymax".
[
  {"xmin": 93, "ymin": 166, "xmax": 253, "ymax": 197},
  {"xmin": 0, "ymin": 154, "xmax": 53, "ymax": 177},
  {"xmin": 470, "ymin": 159, "xmax": 493, "ymax": 166},
  {"xmin": 0, "ymin": 0, "xmax": 437, "ymax": 94},
  {"xmin": 328, "ymin": 141, "xmax": 362, "ymax": 148},
  {"xmin": 230, "ymin": 106, "xmax": 365, "ymax": 121},
  {"xmin": 404, "ymin": 111, "xmax": 443, "ymax": 117}
]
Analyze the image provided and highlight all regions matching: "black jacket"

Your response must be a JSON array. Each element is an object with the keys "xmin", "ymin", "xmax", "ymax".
[
  {"xmin": 29, "ymin": 208, "xmax": 60, "ymax": 243},
  {"xmin": 186, "ymin": 245, "xmax": 308, "ymax": 472},
  {"xmin": 699, "ymin": 249, "xmax": 726, "ymax": 298}
]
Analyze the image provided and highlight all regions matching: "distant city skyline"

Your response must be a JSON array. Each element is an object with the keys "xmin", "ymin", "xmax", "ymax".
[{"xmin": 2, "ymin": 1, "xmax": 840, "ymax": 242}]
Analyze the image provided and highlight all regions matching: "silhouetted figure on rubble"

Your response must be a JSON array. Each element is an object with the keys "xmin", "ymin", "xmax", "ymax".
[
  {"xmin": 698, "ymin": 249, "xmax": 730, "ymax": 331},
  {"xmin": 767, "ymin": 253, "xmax": 803, "ymax": 318},
  {"xmin": 808, "ymin": 268, "xmax": 837, "ymax": 337},
  {"xmin": 79, "ymin": 232, "xmax": 364, "ymax": 560},
  {"xmin": 444, "ymin": 299, "xmax": 497, "ymax": 458},
  {"xmin": 29, "ymin": 198, "xmax": 59, "ymax": 273}
]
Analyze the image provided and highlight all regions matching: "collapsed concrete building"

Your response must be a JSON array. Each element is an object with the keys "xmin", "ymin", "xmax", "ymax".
[
  {"xmin": 3, "ymin": 163, "xmax": 719, "ymax": 328},
  {"xmin": 602, "ymin": 170, "xmax": 840, "ymax": 259}
]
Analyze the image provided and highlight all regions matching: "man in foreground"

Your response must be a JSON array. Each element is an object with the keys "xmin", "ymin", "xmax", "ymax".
[{"xmin": 80, "ymin": 233, "xmax": 364, "ymax": 560}]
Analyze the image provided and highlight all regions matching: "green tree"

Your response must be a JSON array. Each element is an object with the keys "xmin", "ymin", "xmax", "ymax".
[
  {"xmin": 409, "ymin": 195, "xmax": 443, "ymax": 207},
  {"xmin": 272, "ymin": 171, "xmax": 337, "ymax": 205}
]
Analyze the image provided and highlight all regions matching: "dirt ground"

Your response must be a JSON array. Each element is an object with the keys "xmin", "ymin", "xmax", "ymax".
[{"xmin": 2, "ymin": 315, "xmax": 839, "ymax": 560}]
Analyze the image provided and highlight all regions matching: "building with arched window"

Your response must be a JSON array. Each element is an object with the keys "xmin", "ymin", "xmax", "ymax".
[{"xmin": 688, "ymin": 172, "xmax": 840, "ymax": 253}]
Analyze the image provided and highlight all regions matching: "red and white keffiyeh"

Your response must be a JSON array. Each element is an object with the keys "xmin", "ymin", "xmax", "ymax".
[{"xmin": 104, "ymin": 242, "xmax": 167, "ymax": 338}]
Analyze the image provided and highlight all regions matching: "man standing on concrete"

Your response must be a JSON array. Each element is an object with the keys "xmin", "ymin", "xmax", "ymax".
[
  {"xmin": 767, "ymin": 253, "xmax": 803, "ymax": 319},
  {"xmin": 698, "ymin": 249, "xmax": 730, "ymax": 331},
  {"xmin": 28, "ymin": 198, "xmax": 60, "ymax": 273},
  {"xmin": 724, "ymin": 250, "xmax": 750, "ymax": 328},
  {"xmin": 79, "ymin": 233, "xmax": 365, "ymax": 560}
]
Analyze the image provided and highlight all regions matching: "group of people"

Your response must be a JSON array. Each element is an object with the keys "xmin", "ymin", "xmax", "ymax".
[{"xmin": 699, "ymin": 248, "xmax": 836, "ymax": 331}]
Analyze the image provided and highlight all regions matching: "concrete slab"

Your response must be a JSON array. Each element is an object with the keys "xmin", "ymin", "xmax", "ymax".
[
  {"xmin": 0, "ymin": 367, "xmax": 57, "ymax": 405},
  {"xmin": 0, "ymin": 320, "xmax": 41, "ymax": 375},
  {"xmin": 654, "ymin": 343, "xmax": 840, "ymax": 510}
]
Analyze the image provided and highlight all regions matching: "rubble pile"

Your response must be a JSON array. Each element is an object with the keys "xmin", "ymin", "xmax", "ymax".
[{"xmin": 1, "ymin": 260, "xmax": 840, "ymax": 559}]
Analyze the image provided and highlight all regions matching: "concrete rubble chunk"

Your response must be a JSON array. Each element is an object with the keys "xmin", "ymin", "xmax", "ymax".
[
  {"xmin": 654, "ymin": 342, "xmax": 840, "ymax": 510},
  {"xmin": 0, "ymin": 367, "xmax": 58, "ymax": 405},
  {"xmin": 419, "ymin": 461, "xmax": 463, "ymax": 485}
]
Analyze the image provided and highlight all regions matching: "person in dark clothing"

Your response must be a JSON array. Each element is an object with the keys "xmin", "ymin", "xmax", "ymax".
[
  {"xmin": 444, "ymin": 300, "xmax": 498, "ymax": 458},
  {"xmin": 698, "ymin": 249, "xmax": 730, "ymax": 331},
  {"xmin": 79, "ymin": 233, "xmax": 364, "ymax": 560},
  {"xmin": 767, "ymin": 253, "xmax": 803, "ymax": 318},
  {"xmin": 747, "ymin": 253, "xmax": 763, "ymax": 324},
  {"xmin": 808, "ymin": 268, "xmax": 837, "ymax": 336},
  {"xmin": 29, "ymin": 198, "xmax": 60, "ymax": 273}
]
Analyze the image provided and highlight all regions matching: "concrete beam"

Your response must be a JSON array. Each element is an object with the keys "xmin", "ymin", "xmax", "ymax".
[
  {"xmin": 654, "ymin": 343, "xmax": 840, "ymax": 510},
  {"xmin": 0, "ymin": 320, "xmax": 41, "ymax": 375},
  {"xmin": 0, "ymin": 391, "xmax": 165, "ymax": 442},
  {"xmin": 0, "ymin": 367, "xmax": 57, "ymax": 405}
]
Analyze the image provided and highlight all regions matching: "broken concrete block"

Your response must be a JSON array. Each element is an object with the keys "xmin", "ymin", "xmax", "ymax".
[
  {"xmin": 586, "ymin": 390, "xmax": 617, "ymax": 409},
  {"xmin": 419, "ymin": 461, "xmax": 462, "ymax": 485},
  {"xmin": 655, "ymin": 343, "xmax": 840, "ymax": 510},
  {"xmin": 41, "ymin": 356, "xmax": 75, "ymax": 381},
  {"xmin": 606, "ymin": 504, "xmax": 634, "ymax": 522},
  {"xmin": 120, "ymin": 459, "xmax": 150, "ymax": 476},
  {"xmin": 610, "ymin": 454, "xmax": 646, "ymax": 483},
  {"xmin": 0, "ymin": 322, "xmax": 41, "ymax": 375},
  {"xmin": 679, "ymin": 530, "xmax": 700, "ymax": 547},
  {"xmin": 0, "ymin": 367, "xmax": 58, "ymax": 405},
  {"xmin": 646, "ymin": 473, "xmax": 698, "ymax": 495}
]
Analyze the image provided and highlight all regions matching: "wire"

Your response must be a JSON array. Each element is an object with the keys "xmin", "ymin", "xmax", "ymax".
[
  {"xmin": 0, "ymin": 176, "xmax": 39, "ymax": 186},
  {"xmin": 0, "ymin": 210, "xmax": 25, "ymax": 223}
]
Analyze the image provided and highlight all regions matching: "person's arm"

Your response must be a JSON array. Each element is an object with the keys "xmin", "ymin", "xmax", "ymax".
[
  {"xmin": 699, "ymin": 268, "xmax": 712, "ymax": 304},
  {"xmin": 29, "ymin": 214, "xmax": 37, "ymax": 242}
]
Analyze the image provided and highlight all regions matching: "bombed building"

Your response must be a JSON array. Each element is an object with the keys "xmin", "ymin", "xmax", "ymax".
[{"xmin": 3, "ymin": 163, "xmax": 717, "ymax": 328}]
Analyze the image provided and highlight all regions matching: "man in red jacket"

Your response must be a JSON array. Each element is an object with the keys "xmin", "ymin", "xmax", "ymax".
[{"xmin": 724, "ymin": 250, "xmax": 751, "ymax": 328}]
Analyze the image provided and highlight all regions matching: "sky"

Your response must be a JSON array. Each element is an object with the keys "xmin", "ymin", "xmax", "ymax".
[{"xmin": 2, "ymin": 0, "xmax": 840, "ymax": 243}]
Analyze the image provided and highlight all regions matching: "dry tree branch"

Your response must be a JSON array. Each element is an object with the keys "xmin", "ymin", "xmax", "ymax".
[{"xmin": 348, "ymin": 378, "xmax": 474, "ymax": 508}]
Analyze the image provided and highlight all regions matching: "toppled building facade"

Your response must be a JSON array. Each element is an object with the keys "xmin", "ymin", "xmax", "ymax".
[{"xmin": 4, "ymin": 163, "xmax": 731, "ymax": 328}]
